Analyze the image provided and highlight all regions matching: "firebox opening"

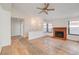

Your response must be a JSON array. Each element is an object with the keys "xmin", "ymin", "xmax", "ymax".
[{"xmin": 55, "ymin": 31, "xmax": 64, "ymax": 38}]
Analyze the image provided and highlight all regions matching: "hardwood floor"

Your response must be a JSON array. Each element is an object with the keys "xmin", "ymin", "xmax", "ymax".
[
  {"xmin": 1, "ymin": 37, "xmax": 30, "ymax": 55},
  {"xmin": 30, "ymin": 37, "xmax": 79, "ymax": 55},
  {"xmin": 1, "ymin": 36, "xmax": 79, "ymax": 55}
]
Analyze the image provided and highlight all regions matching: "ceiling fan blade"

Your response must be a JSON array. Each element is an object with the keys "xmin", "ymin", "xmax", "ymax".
[
  {"xmin": 44, "ymin": 11, "xmax": 48, "ymax": 14},
  {"xmin": 44, "ymin": 3, "xmax": 49, "ymax": 9},
  {"xmin": 37, "ymin": 7, "xmax": 43, "ymax": 10},
  {"xmin": 38, "ymin": 10, "xmax": 48, "ymax": 15},
  {"xmin": 47, "ymin": 9, "xmax": 55, "ymax": 11}
]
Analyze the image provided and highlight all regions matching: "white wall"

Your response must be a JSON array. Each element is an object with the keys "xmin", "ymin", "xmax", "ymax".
[
  {"xmin": 28, "ymin": 31, "xmax": 48, "ymax": 40},
  {"xmin": 52, "ymin": 18, "xmax": 67, "ymax": 27},
  {"xmin": 24, "ymin": 16, "xmax": 43, "ymax": 32},
  {"xmin": 0, "ymin": 6, "xmax": 11, "ymax": 47}
]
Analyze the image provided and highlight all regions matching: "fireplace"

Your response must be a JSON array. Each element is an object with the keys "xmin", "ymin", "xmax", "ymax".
[{"xmin": 53, "ymin": 27, "xmax": 67, "ymax": 40}]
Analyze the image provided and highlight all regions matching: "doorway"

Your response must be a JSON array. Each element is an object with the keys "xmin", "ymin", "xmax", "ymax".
[{"xmin": 11, "ymin": 17, "xmax": 24, "ymax": 37}]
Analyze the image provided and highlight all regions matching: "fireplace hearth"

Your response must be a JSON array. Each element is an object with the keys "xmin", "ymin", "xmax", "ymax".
[{"xmin": 53, "ymin": 27, "xmax": 67, "ymax": 40}]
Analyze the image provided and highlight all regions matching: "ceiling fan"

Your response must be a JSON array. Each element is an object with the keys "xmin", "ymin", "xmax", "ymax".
[{"xmin": 37, "ymin": 3, "xmax": 55, "ymax": 15}]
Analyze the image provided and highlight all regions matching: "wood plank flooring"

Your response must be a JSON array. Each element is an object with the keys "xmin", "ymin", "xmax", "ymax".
[
  {"xmin": 0, "ymin": 37, "xmax": 29, "ymax": 55},
  {"xmin": 1, "ymin": 36, "xmax": 79, "ymax": 55},
  {"xmin": 30, "ymin": 37, "xmax": 79, "ymax": 55}
]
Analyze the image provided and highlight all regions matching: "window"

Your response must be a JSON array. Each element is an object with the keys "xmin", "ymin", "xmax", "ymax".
[
  {"xmin": 43, "ymin": 23, "xmax": 53, "ymax": 33},
  {"xmin": 68, "ymin": 21, "xmax": 79, "ymax": 35}
]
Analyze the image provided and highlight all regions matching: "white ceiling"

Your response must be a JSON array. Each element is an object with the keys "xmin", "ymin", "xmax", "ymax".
[
  {"xmin": 0, "ymin": 3, "xmax": 11, "ymax": 11},
  {"xmin": 12, "ymin": 3, "xmax": 79, "ymax": 20}
]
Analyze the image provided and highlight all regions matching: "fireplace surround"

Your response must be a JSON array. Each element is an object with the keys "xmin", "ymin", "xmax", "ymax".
[{"xmin": 53, "ymin": 27, "xmax": 67, "ymax": 40}]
